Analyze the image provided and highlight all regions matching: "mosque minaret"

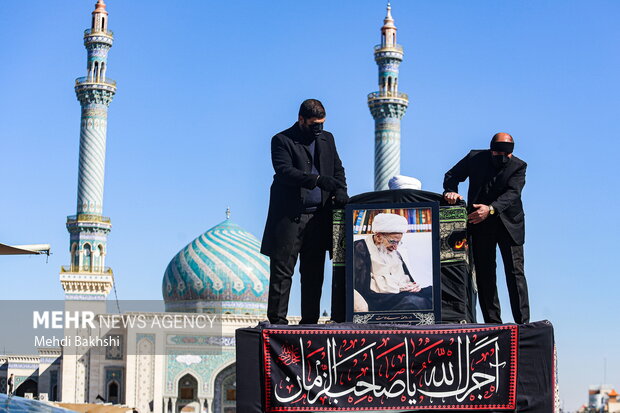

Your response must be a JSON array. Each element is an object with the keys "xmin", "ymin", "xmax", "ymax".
[
  {"xmin": 60, "ymin": 0, "xmax": 116, "ymax": 301},
  {"xmin": 368, "ymin": 2, "xmax": 409, "ymax": 191}
]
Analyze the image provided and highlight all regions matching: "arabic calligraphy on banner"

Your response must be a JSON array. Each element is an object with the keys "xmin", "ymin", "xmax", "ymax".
[{"xmin": 262, "ymin": 325, "xmax": 518, "ymax": 411}]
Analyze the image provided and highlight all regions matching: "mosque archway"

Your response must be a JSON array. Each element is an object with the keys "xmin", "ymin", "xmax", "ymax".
[
  {"xmin": 107, "ymin": 380, "xmax": 120, "ymax": 404},
  {"xmin": 83, "ymin": 243, "xmax": 92, "ymax": 271},
  {"xmin": 213, "ymin": 363, "xmax": 236, "ymax": 413},
  {"xmin": 98, "ymin": 244, "xmax": 105, "ymax": 270},
  {"xmin": 15, "ymin": 378, "xmax": 38, "ymax": 398},
  {"xmin": 71, "ymin": 243, "xmax": 78, "ymax": 270},
  {"xmin": 177, "ymin": 373, "xmax": 200, "ymax": 413}
]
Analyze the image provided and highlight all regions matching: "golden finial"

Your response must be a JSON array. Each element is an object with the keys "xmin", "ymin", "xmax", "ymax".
[
  {"xmin": 94, "ymin": 0, "xmax": 108, "ymax": 14},
  {"xmin": 384, "ymin": 2, "xmax": 395, "ymax": 28}
]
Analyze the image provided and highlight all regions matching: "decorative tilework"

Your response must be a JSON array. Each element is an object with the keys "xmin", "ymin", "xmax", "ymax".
[
  {"xmin": 212, "ymin": 364, "xmax": 236, "ymax": 413},
  {"xmin": 135, "ymin": 335, "xmax": 155, "ymax": 412},
  {"xmin": 136, "ymin": 333, "xmax": 155, "ymax": 344},
  {"xmin": 166, "ymin": 335, "xmax": 235, "ymax": 347},
  {"xmin": 162, "ymin": 219, "xmax": 269, "ymax": 314},
  {"xmin": 165, "ymin": 350, "xmax": 235, "ymax": 396},
  {"xmin": 105, "ymin": 334, "xmax": 123, "ymax": 360},
  {"xmin": 7, "ymin": 363, "xmax": 39, "ymax": 369},
  {"xmin": 14, "ymin": 375, "xmax": 32, "ymax": 388}
]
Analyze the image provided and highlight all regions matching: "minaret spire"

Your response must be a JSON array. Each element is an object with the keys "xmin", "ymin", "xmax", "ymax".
[
  {"xmin": 91, "ymin": 0, "xmax": 109, "ymax": 33},
  {"xmin": 94, "ymin": 0, "xmax": 107, "ymax": 14},
  {"xmin": 59, "ymin": 2, "xmax": 118, "ymax": 405},
  {"xmin": 368, "ymin": 3, "xmax": 409, "ymax": 190},
  {"xmin": 382, "ymin": 3, "xmax": 396, "ymax": 45},
  {"xmin": 60, "ymin": 0, "xmax": 117, "ymax": 301},
  {"xmin": 385, "ymin": 3, "xmax": 394, "ymax": 24}
]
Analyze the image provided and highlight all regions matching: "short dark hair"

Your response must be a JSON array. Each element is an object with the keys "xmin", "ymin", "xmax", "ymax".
[{"xmin": 299, "ymin": 99, "xmax": 326, "ymax": 120}]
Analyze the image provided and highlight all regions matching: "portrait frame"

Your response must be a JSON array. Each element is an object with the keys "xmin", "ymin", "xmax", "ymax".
[{"xmin": 345, "ymin": 202, "xmax": 441, "ymax": 325}]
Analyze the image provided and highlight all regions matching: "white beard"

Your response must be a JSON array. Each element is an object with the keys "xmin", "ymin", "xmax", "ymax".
[
  {"xmin": 366, "ymin": 237, "xmax": 412, "ymax": 294},
  {"xmin": 375, "ymin": 244, "xmax": 403, "ymax": 267}
]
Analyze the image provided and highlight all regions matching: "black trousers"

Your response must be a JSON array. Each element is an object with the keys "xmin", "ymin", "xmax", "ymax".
[
  {"xmin": 330, "ymin": 266, "xmax": 346, "ymax": 322},
  {"xmin": 471, "ymin": 217, "xmax": 529, "ymax": 324},
  {"xmin": 267, "ymin": 212, "xmax": 327, "ymax": 324}
]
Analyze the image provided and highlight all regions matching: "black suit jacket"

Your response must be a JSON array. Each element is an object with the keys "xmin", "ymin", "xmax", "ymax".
[
  {"xmin": 443, "ymin": 150, "xmax": 526, "ymax": 245},
  {"xmin": 260, "ymin": 123, "xmax": 347, "ymax": 259}
]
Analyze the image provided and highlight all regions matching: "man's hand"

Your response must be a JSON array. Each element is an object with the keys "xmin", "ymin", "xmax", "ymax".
[
  {"xmin": 316, "ymin": 176, "xmax": 344, "ymax": 192},
  {"xmin": 468, "ymin": 204, "xmax": 490, "ymax": 224},
  {"xmin": 444, "ymin": 192, "xmax": 464, "ymax": 205},
  {"xmin": 400, "ymin": 282, "xmax": 421, "ymax": 293},
  {"xmin": 332, "ymin": 189, "xmax": 349, "ymax": 208}
]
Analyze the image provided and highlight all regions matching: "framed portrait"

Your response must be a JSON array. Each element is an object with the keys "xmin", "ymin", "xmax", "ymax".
[{"xmin": 345, "ymin": 202, "xmax": 441, "ymax": 325}]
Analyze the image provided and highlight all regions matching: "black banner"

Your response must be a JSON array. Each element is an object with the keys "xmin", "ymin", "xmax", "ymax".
[{"xmin": 262, "ymin": 325, "xmax": 518, "ymax": 411}]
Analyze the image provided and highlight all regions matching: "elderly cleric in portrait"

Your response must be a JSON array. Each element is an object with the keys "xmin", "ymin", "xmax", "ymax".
[{"xmin": 353, "ymin": 213, "xmax": 433, "ymax": 312}]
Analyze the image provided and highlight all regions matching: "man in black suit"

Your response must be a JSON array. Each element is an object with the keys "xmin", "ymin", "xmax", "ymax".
[
  {"xmin": 443, "ymin": 132, "xmax": 529, "ymax": 324},
  {"xmin": 261, "ymin": 99, "xmax": 348, "ymax": 324}
]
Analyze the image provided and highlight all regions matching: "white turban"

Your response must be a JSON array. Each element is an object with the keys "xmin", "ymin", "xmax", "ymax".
[
  {"xmin": 372, "ymin": 213, "xmax": 408, "ymax": 234},
  {"xmin": 388, "ymin": 175, "xmax": 422, "ymax": 190}
]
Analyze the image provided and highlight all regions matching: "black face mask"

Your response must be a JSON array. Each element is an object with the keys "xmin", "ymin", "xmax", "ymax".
[
  {"xmin": 309, "ymin": 122, "xmax": 323, "ymax": 137},
  {"xmin": 491, "ymin": 154, "xmax": 511, "ymax": 169},
  {"xmin": 300, "ymin": 121, "xmax": 323, "ymax": 141},
  {"xmin": 490, "ymin": 141, "xmax": 514, "ymax": 153}
]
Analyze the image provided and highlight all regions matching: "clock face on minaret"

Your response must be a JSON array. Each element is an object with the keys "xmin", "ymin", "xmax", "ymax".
[
  {"xmin": 61, "ymin": 0, "xmax": 117, "ymax": 302},
  {"xmin": 368, "ymin": 3, "xmax": 409, "ymax": 191}
]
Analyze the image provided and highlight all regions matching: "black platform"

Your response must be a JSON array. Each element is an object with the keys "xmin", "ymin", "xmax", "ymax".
[{"xmin": 236, "ymin": 321, "xmax": 556, "ymax": 413}]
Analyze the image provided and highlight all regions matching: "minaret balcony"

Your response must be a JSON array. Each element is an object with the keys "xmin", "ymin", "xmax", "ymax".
[
  {"xmin": 84, "ymin": 28, "xmax": 114, "ymax": 37},
  {"xmin": 75, "ymin": 76, "xmax": 116, "ymax": 88},
  {"xmin": 61, "ymin": 266, "xmax": 113, "ymax": 275},
  {"xmin": 83, "ymin": 29, "xmax": 114, "ymax": 45},
  {"xmin": 67, "ymin": 214, "xmax": 111, "ymax": 223},
  {"xmin": 66, "ymin": 214, "xmax": 112, "ymax": 233},
  {"xmin": 368, "ymin": 91, "xmax": 409, "ymax": 105},
  {"xmin": 59, "ymin": 268, "xmax": 114, "ymax": 297},
  {"xmin": 374, "ymin": 44, "xmax": 403, "ymax": 52},
  {"xmin": 75, "ymin": 77, "xmax": 117, "ymax": 96},
  {"xmin": 374, "ymin": 44, "xmax": 404, "ymax": 61}
]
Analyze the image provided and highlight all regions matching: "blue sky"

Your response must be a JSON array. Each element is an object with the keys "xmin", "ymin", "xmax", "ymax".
[{"xmin": 1, "ymin": 1, "xmax": 619, "ymax": 410}]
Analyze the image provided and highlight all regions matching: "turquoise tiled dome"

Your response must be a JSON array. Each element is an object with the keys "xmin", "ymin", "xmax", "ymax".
[{"xmin": 162, "ymin": 219, "xmax": 269, "ymax": 314}]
